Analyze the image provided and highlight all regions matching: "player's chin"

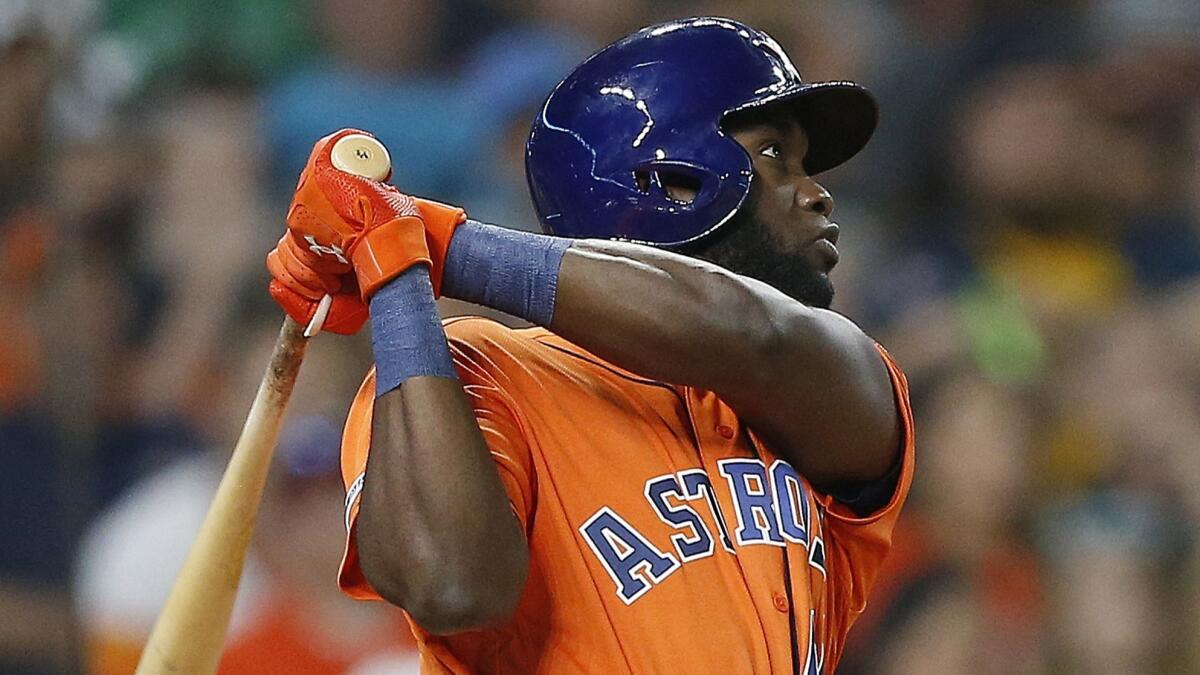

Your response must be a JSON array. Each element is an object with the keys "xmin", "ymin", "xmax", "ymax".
[
  {"xmin": 804, "ymin": 265, "xmax": 836, "ymax": 306},
  {"xmin": 810, "ymin": 277, "xmax": 835, "ymax": 309},
  {"xmin": 774, "ymin": 269, "xmax": 834, "ymax": 309}
]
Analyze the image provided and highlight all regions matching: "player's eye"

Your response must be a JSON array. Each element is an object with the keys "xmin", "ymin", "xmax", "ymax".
[{"xmin": 759, "ymin": 142, "xmax": 783, "ymax": 159}]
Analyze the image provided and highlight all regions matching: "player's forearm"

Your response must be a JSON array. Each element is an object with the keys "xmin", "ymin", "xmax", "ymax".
[
  {"xmin": 551, "ymin": 239, "xmax": 794, "ymax": 393},
  {"xmin": 361, "ymin": 379, "xmax": 527, "ymax": 633},
  {"xmin": 356, "ymin": 268, "xmax": 527, "ymax": 633},
  {"xmin": 443, "ymin": 222, "xmax": 785, "ymax": 395}
]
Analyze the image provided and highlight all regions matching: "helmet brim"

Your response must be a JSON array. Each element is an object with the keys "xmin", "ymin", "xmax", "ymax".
[{"xmin": 727, "ymin": 81, "xmax": 878, "ymax": 176}]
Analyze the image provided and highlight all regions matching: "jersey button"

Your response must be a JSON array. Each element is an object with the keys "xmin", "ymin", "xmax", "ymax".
[
  {"xmin": 772, "ymin": 592, "xmax": 789, "ymax": 613},
  {"xmin": 716, "ymin": 425, "xmax": 734, "ymax": 439}
]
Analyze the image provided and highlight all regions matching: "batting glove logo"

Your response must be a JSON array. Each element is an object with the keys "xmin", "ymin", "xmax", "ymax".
[{"xmin": 305, "ymin": 235, "xmax": 348, "ymax": 264}]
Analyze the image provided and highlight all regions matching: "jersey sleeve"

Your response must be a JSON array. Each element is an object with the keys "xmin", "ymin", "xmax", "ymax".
[
  {"xmin": 336, "ymin": 327, "xmax": 538, "ymax": 600},
  {"xmin": 815, "ymin": 343, "xmax": 916, "ymax": 662},
  {"xmin": 446, "ymin": 332, "xmax": 539, "ymax": 531},
  {"xmin": 336, "ymin": 370, "xmax": 378, "ymax": 600}
]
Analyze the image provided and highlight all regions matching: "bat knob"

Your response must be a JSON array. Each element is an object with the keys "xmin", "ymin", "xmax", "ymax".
[{"xmin": 330, "ymin": 133, "xmax": 392, "ymax": 181}]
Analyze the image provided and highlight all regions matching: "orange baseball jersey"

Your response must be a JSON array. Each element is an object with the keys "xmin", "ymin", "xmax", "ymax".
[{"xmin": 338, "ymin": 317, "xmax": 915, "ymax": 674}]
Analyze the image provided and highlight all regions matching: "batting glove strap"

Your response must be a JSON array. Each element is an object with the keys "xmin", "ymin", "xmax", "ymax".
[{"xmin": 351, "ymin": 215, "xmax": 432, "ymax": 300}]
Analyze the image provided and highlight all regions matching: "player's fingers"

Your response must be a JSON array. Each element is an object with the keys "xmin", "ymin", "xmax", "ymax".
[
  {"xmin": 268, "ymin": 279, "xmax": 318, "ymax": 325},
  {"xmin": 343, "ymin": 274, "xmax": 364, "ymax": 298},
  {"xmin": 267, "ymin": 273, "xmax": 365, "ymax": 335},
  {"xmin": 284, "ymin": 230, "xmax": 354, "ymax": 276},
  {"xmin": 288, "ymin": 235, "xmax": 352, "ymax": 288},
  {"xmin": 280, "ymin": 234, "xmax": 349, "ymax": 289},
  {"xmin": 323, "ymin": 294, "xmax": 369, "ymax": 335},
  {"xmin": 267, "ymin": 246, "xmax": 326, "ymax": 301}
]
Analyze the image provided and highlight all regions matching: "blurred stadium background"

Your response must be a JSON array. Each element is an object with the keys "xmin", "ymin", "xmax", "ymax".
[{"xmin": 2, "ymin": 0, "xmax": 1199, "ymax": 673}]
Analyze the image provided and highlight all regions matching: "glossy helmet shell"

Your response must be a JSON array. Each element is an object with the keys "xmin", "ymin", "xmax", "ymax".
[{"xmin": 525, "ymin": 17, "xmax": 878, "ymax": 247}]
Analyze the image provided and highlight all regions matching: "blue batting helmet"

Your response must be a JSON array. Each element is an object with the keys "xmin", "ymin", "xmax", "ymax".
[{"xmin": 525, "ymin": 17, "xmax": 878, "ymax": 247}]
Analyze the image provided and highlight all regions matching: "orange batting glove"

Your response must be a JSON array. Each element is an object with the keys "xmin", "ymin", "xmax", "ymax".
[
  {"xmin": 411, "ymin": 196, "xmax": 469, "ymax": 296},
  {"xmin": 284, "ymin": 128, "xmax": 467, "ymax": 299},
  {"xmin": 266, "ymin": 234, "xmax": 368, "ymax": 334}
]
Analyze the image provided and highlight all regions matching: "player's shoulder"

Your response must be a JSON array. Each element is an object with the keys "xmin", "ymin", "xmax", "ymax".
[
  {"xmin": 442, "ymin": 315, "xmax": 554, "ymax": 352},
  {"xmin": 349, "ymin": 317, "xmax": 544, "ymax": 395},
  {"xmin": 440, "ymin": 315, "xmax": 569, "ymax": 372},
  {"xmin": 454, "ymin": 317, "xmax": 677, "ymax": 399},
  {"xmin": 443, "ymin": 315, "xmax": 540, "ymax": 339},
  {"xmin": 441, "ymin": 315, "xmax": 649, "ymax": 384}
]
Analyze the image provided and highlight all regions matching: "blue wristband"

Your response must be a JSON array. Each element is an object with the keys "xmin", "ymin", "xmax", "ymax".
[
  {"xmin": 369, "ymin": 266, "xmax": 457, "ymax": 398},
  {"xmin": 441, "ymin": 220, "xmax": 572, "ymax": 326}
]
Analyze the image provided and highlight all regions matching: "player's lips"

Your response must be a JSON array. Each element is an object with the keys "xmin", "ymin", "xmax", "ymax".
[{"xmin": 811, "ymin": 223, "xmax": 840, "ymax": 268}]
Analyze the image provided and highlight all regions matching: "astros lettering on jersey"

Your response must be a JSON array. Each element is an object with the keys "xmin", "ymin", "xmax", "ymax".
[{"xmin": 338, "ymin": 317, "xmax": 915, "ymax": 674}]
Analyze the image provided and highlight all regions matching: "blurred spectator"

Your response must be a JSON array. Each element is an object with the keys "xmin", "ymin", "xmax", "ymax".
[
  {"xmin": 261, "ymin": 0, "xmax": 487, "ymax": 204},
  {"xmin": 0, "ymin": 3, "xmax": 93, "ymax": 672},
  {"xmin": 1038, "ymin": 491, "xmax": 1189, "ymax": 674},
  {"xmin": 453, "ymin": 15, "xmax": 586, "ymax": 229},
  {"xmin": 100, "ymin": 0, "xmax": 318, "ymax": 95},
  {"xmin": 841, "ymin": 370, "xmax": 1047, "ymax": 674},
  {"xmin": 855, "ymin": 570, "xmax": 985, "ymax": 674},
  {"xmin": 531, "ymin": 0, "xmax": 654, "ymax": 45}
]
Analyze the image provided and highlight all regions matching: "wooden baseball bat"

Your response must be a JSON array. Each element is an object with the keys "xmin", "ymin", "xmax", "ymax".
[
  {"xmin": 134, "ymin": 132, "xmax": 391, "ymax": 675},
  {"xmin": 134, "ymin": 316, "xmax": 312, "ymax": 675}
]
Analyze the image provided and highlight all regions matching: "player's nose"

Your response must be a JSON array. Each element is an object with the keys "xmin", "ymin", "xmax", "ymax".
[{"xmin": 793, "ymin": 175, "xmax": 834, "ymax": 217}]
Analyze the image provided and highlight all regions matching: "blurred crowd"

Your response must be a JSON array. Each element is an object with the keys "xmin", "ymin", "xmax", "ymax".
[{"xmin": 2, "ymin": 0, "xmax": 1198, "ymax": 673}]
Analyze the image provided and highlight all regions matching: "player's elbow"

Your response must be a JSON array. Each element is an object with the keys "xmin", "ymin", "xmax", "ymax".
[
  {"xmin": 404, "ymin": 577, "xmax": 525, "ymax": 635},
  {"xmin": 359, "ymin": 536, "xmax": 527, "ymax": 635}
]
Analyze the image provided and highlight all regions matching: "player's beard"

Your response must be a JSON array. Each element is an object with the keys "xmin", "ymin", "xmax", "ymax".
[{"xmin": 683, "ymin": 189, "xmax": 835, "ymax": 309}]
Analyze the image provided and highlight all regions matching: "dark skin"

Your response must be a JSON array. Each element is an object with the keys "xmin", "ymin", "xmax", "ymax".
[{"xmin": 356, "ymin": 107, "xmax": 900, "ymax": 634}]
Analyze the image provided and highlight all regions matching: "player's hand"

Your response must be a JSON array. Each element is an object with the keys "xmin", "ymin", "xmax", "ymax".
[
  {"xmin": 286, "ymin": 128, "xmax": 432, "ymax": 299},
  {"xmin": 266, "ymin": 234, "xmax": 368, "ymax": 334}
]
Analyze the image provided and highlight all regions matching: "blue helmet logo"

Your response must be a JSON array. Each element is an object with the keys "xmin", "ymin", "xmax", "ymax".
[{"xmin": 526, "ymin": 17, "xmax": 877, "ymax": 247}]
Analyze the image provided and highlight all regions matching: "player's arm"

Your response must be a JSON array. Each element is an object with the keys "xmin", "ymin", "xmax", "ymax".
[
  {"xmin": 360, "ymin": 371, "xmax": 528, "ymax": 634},
  {"xmin": 268, "ymin": 130, "xmax": 527, "ymax": 634},
  {"xmin": 435, "ymin": 220, "xmax": 897, "ymax": 491},
  {"xmin": 552, "ymin": 241, "xmax": 899, "ymax": 488}
]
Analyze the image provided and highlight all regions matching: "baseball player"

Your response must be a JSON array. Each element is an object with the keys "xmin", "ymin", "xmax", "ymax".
[{"xmin": 267, "ymin": 17, "xmax": 914, "ymax": 674}]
